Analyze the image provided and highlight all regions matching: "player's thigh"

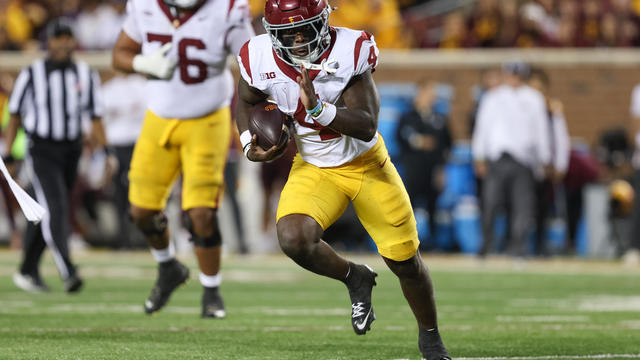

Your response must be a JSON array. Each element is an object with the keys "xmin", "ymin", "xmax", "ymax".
[
  {"xmin": 353, "ymin": 161, "xmax": 419, "ymax": 261},
  {"xmin": 129, "ymin": 111, "xmax": 181, "ymax": 210},
  {"xmin": 276, "ymin": 157, "xmax": 350, "ymax": 231},
  {"xmin": 180, "ymin": 108, "xmax": 231, "ymax": 210}
]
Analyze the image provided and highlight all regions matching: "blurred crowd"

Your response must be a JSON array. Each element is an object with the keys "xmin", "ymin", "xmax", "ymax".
[
  {"xmin": 4, "ymin": 0, "xmax": 640, "ymax": 51},
  {"xmin": 409, "ymin": 0, "xmax": 640, "ymax": 48},
  {"xmin": 0, "ymin": 0, "xmax": 126, "ymax": 51}
]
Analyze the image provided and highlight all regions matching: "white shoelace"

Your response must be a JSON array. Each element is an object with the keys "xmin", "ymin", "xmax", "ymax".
[{"xmin": 352, "ymin": 302, "xmax": 366, "ymax": 318}]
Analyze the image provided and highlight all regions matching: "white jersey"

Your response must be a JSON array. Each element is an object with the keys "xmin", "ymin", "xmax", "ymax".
[
  {"xmin": 238, "ymin": 27, "xmax": 380, "ymax": 168},
  {"xmin": 123, "ymin": 0, "xmax": 250, "ymax": 119}
]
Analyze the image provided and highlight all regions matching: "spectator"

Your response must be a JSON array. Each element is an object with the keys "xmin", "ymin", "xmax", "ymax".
[
  {"xmin": 329, "ymin": 0, "xmax": 410, "ymax": 48},
  {"xmin": 466, "ymin": 0, "xmax": 500, "ymax": 47},
  {"xmin": 438, "ymin": 12, "xmax": 467, "ymax": 49},
  {"xmin": 563, "ymin": 145, "xmax": 600, "ymax": 254},
  {"xmin": 600, "ymin": 12, "xmax": 619, "ymax": 46},
  {"xmin": 578, "ymin": 0, "xmax": 602, "ymax": 47},
  {"xmin": 101, "ymin": 71, "xmax": 146, "ymax": 249},
  {"xmin": 74, "ymin": 0, "xmax": 125, "ymax": 50},
  {"xmin": 528, "ymin": 68, "xmax": 570, "ymax": 256},
  {"xmin": 396, "ymin": 80, "xmax": 452, "ymax": 240},
  {"xmin": 495, "ymin": 0, "xmax": 520, "ymax": 47},
  {"xmin": 472, "ymin": 62, "xmax": 551, "ymax": 257},
  {"xmin": 624, "ymin": 83, "xmax": 640, "ymax": 265}
]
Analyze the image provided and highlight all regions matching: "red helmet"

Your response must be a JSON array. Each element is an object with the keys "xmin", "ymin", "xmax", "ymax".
[{"xmin": 263, "ymin": 0, "xmax": 332, "ymax": 66}]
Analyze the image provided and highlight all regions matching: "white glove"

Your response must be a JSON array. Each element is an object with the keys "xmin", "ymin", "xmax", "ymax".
[{"xmin": 133, "ymin": 43, "xmax": 177, "ymax": 79}]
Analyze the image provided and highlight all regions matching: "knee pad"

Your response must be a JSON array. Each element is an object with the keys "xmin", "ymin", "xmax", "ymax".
[
  {"xmin": 190, "ymin": 231, "xmax": 222, "ymax": 248},
  {"xmin": 136, "ymin": 212, "xmax": 168, "ymax": 237}
]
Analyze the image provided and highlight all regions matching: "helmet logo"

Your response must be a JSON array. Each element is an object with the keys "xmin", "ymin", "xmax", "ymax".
[{"xmin": 289, "ymin": 17, "xmax": 295, "ymax": 23}]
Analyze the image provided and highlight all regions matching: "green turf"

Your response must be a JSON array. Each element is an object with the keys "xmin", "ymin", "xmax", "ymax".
[{"xmin": 0, "ymin": 251, "xmax": 639, "ymax": 359}]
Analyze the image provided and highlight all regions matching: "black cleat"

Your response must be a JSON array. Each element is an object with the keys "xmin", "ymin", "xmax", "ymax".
[
  {"xmin": 419, "ymin": 327, "xmax": 451, "ymax": 360},
  {"xmin": 201, "ymin": 286, "xmax": 226, "ymax": 318},
  {"xmin": 345, "ymin": 262, "xmax": 377, "ymax": 335},
  {"xmin": 13, "ymin": 272, "xmax": 50, "ymax": 293},
  {"xmin": 64, "ymin": 274, "xmax": 84, "ymax": 294},
  {"xmin": 144, "ymin": 259, "xmax": 189, "ymax": 314}
]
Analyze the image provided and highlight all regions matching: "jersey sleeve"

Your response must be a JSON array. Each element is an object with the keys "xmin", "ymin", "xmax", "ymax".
[
  {"xmin": 122, "ymin": 0, "xmax": 143, "ymax": 44},
  {"xmin": 353, "ymin": 31, "xmax": 379, "ymax": 75},
  {"xmin": 237, "ymin": 40, "xmax": 253, "ymax": 85},
  {"xmin": 237, "ymin": 39, "xmax": 269, "ymax": 92},
  {"xmin": 225, "ymin": 0, "xmax": 254, "ymax": 56}
]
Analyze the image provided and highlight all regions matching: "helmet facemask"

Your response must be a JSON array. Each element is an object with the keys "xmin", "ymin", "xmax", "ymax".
[{"xmin": 263, "ymin": 6, "xmax": 332, "ymax": 67}]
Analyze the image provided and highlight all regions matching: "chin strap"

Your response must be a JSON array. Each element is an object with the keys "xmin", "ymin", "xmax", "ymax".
[{"xmin": 299, "ymin": 58, "xmax": 339, "ymax": 74}]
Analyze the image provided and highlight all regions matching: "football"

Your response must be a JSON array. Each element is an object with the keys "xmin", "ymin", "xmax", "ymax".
[{"xmin": 249, "ymin": 101, "xmax": 290, "ymax": 151}]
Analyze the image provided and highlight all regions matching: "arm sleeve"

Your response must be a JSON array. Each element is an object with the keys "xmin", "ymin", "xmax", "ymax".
[
  {"xmin": 553, "ymin": 114, "xmax": 571, "ymax": 173},
  {"xmin": 122, "ymin": 0, "xmax": 143, "ymax": 44},
  {"xmin": 471, "ymin": 95, "xmax": 490, "ymax": 161},
  {"xmin": 7, "ymin": 67, "xmax": 31, "ymax": 115},
  {"xmin": 225, "ymin": 0, "xmax": 254, "ymax": 56},
  {"xmin": 354, "ymin": 32, "xmax": 379, "ymax": 75}
]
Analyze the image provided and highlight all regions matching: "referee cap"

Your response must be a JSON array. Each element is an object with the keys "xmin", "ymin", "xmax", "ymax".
[{"xmin": 46, "ymin": 18, "xmax": 74, "ymax": 39}]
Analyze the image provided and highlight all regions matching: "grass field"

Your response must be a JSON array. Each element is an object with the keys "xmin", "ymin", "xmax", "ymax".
[{"xmin": 0, "ymin": 250, "xmax": 639, "ymax": 360}]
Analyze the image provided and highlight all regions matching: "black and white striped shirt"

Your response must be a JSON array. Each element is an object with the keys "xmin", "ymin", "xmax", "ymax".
[{"xmin": 8, "ymin": 59, "xmax": 103, "ymax": 142}]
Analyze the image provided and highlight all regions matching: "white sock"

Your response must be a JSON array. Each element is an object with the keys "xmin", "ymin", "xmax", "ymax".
[
  {"xmin": 151, "ymin": 242, "xmax": 175, "ymax": 263},
  {"xmin": 199, "ymin": 272, "xmax": 221, "ymax": 288}
]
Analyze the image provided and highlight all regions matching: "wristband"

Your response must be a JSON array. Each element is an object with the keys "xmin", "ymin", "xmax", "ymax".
[
  {"xmin": 312, "ymin": 102, "xmax": 336, "ymax": 126},
  {"xmin": 240, "ymin": 129, "xmax": 251, "ymax": 148},
  {"xmin": 243, "ymin": 143, "xmax": 251, "ymax": 157},
  {"xmin": 306, "ymin": 100, "xmax": 324, "ymax": 118}
]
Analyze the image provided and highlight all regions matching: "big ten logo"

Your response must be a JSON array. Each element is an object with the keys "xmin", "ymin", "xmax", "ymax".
[
  {"xmin": 264, "ymin": 104, "xmax": 278, "ymax": 111},
  {"xmin": 260, "ymin": 72, "xmax": 276, "ymax": 80}
]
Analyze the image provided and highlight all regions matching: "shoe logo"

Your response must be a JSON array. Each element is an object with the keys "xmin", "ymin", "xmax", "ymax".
[
  {"xmin": 353, "ymin": 306, "xmax": 372, "ymax": 331},
  {"xmin": 378, "ymin": 158, "xmax": 387, "ymax": 168},
  {"xmin": 145, "ymin": 300, "xmax": 154, "ymax": 309}
]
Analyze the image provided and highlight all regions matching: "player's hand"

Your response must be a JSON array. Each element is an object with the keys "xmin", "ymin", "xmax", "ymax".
[
  {"xmin": 246, "ymin": 134, "xmax": 286, "ymax": 162},
  {"xmin": 132, "ymin": 43, "xmax": 177, "ymax": 80},
  {"xmin": 296, "ymin": 66, "xmax": 318, "ymax": 111}
]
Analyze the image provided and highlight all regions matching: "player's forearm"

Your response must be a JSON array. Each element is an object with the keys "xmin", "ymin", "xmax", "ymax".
[
  {"xmin": 236, "ymin": 78, "xmax": 268, "ymax": 133},
  {"xmin": 112, "ymin": 31, "xmax": 142, "ymax": 73},
  {"xmin": 235, "ymin": 99, "xmax": 252, "ymax": 134},
  {"xmin": 327, "ymin": 109, "xmax": 377, "ymax": 142},
  {"xmin": 324, "ymin": 71, "xmax": 379, "ymax": 142},
  {"xmin": 112, "ymin": 48, "xmax": 136, "ymax": 73}
]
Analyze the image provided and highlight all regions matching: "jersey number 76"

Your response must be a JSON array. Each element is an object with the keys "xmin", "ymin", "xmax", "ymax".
[{"xmin": 147, "ymin": 33, "xmax": 207, "ymax": 84}]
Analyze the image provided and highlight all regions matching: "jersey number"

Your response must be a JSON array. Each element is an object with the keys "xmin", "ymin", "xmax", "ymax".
[
  {"xmin": 147, "ymin": 33, "xmax": 207, "ymax": 84},
  {"xmin": 367, "ymin": 45, "xmax": 377, "ymax": 67}
]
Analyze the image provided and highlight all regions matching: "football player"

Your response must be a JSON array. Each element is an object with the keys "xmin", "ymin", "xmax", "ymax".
[
  {"xmin": 112, "ymin": 0, "xmax": 253, "ymax": 318},
  {"xmin": 235, "ymin": 0, "xmax": 450, "ymax": 358}
]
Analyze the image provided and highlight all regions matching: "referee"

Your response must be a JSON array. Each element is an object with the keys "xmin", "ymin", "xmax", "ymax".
[{"xmin": 4, "ymin": 19, "xmax": 107, "ymax": 293}]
